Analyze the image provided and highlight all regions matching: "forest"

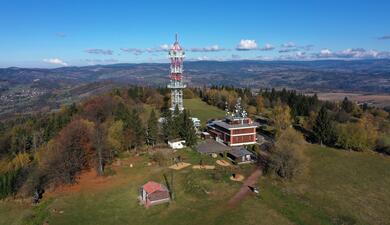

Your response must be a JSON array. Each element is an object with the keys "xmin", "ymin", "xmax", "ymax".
[
  {"xmin": 0, "ymin": 86, "xmax": 196, "ymax": 199},
  {"xmin": 1, "ymin": 85, "xmax": 390, "ymax": 200},
  {"xmin": 197, "ymin": 86, "xmax": 390, "ymax": 153}
]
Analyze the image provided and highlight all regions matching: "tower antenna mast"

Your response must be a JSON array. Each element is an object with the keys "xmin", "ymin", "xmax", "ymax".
[{"xmin": 167, "ymin": 34, "xmax": 186, "ymax": 111}]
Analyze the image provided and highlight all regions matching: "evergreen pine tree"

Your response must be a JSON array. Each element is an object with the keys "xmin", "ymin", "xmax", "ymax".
[
  {"xmin": 313, "ymin": 106, "xmax": 334, "ymax": 145},
  {"xmin": 341, "ymin": 97, "xmax": 354, "ymax": 113},
  {"xmin": 146, "ymin": 109, "xmax": 158, "ymax": 146},
  {"xmin": 115, "ymin": 103, "xmax": 130, "ymax": 127},
  {"xmin": 170, "ymin": 105, "xmax": 181, "ymax": 139},
  {"xmin": 129, "ymin": 109, "xmax": 144, "ymax": 149},
  {"xmin": 173, "ymin": 104, "xmax": 180, "ymax": 117},
  {"xmin": 162, "ymin": 110, "xmax": 174, "ymax": 142},
  {"xmin": 180, "ymin": 110, "xmax": 197, "ymax": 147},
  {"xmin": 160, "ymin": 96, "xmax": 170, "ymax": 116}
]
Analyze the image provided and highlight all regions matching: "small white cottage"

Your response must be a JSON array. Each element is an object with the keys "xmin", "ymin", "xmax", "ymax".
[{"xmin": 168, "ymin": 139, "xmax": 186, "ymax": 149}]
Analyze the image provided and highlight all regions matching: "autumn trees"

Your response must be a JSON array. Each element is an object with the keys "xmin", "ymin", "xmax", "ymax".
[
  {"xmin": 1, "ymin": 84, "xmax": 390, "ymax": 199},
  {"xmin": 335, "ymin": 114, "xmax": 378, "ymax": 151},
  {"xmin": 271, "ymin": 100, "xmax": 292, "ymax": 137},
  {"xmin": 41, "ymin": 119, "xmax": 94, "ymax": 184},
  {"xmin": 266, "ymin": 128, "xmax": 307, "ymax": 179},
  {"xmin": 0, "ymin": 86, "xmax": 171, "ymax": 198},
  {"xmin": 196, "ymin": 86, "xmax": 390, "ymax": 153}
]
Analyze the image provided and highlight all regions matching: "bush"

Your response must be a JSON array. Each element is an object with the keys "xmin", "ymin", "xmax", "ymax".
[
  {"xmin": 335, "ymin": 119, "xmax": 377, "ymax": 151},
  {"xmin": 266, "ymin": 128, "xmax": 307, "ymax": 179},
  {"xmin": 0, "ymin": 169, "xmax": 20, "ymax": 199},
  {"xmin": 376, "ymin": 135, "xmax": 390, "ymax": 155},
  {"xmin": 150, "ymin": 152, "xmax": 167, "ymax": 166}
]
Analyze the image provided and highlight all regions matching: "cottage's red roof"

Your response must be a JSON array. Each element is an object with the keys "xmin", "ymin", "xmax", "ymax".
[{"xmin": 142, "ymin": 181, "xmax": 167, "ymax": 194}]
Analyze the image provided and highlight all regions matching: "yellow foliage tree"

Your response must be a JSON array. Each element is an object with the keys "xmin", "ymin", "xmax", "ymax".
[
  {"xmin": 255, "ymin": 95, "xmax": 265, "ymax": 114},
  {"xmin": 267, "ymin": 128, "xmax": 307, "ymax": 179},
  {"xmin": 107, "ymin": 120, "xmax": 125, "ymax": 153},
  {"xmin": 272, "ymin": 99, "xmax": 292, "ymax": 137},
  {"xmin": 246, "ymin": 105, "xmax": 257, "ymax": 115}
]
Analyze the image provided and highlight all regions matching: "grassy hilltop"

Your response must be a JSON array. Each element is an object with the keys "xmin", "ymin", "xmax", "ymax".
[{"xmin": 1, "ymin": 145, "xmax": 389, "ymax": 225}]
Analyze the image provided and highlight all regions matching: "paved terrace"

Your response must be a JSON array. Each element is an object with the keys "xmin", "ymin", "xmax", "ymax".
[{"xmin": 195, "ymin": 139, "xmax": 230, "ymax": 154}]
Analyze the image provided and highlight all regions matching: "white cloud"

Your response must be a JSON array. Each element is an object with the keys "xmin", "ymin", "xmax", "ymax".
[
  {"xmin": 190, "ymin": 45, "xmax": 226, "ymax": 52},
  {"xmin": 43, "ymin": 58, "xmax": 68, "ymax": 66},
  {"xmin": 300, "ymin": 44, "xmax": 314, "ymax": 51},
  {"xmin": 121, "ymin": 44, "xmax": 170, "ymax": 55},
  {"xmin": 120, "ymin": 48, "xmax": 144, "ymax": 55},
  {"xmin": 281, "ymin": 41, "xmax": 296, "ymax": 48},
  {"xmin": 259, "ymin": 43, "xmax": 274, "ymax": 51},
  {"xmin": 295, "ymin": 51, "xmax": 306, "ymax": 58},
  {"xmin": 319, "ymin": 49, "xmax": 332, "ymax": 57},
  {"xmin": 279, "ymin": 42, "xmax": 313, "ymax": 53},
  {"xmin": 159, "ymin": 44, "xmax": 170, "ymax": 51},
  {"xmin": 313, "ymin": 48, "xmax": 390, "ymax": 59},
  {"xmin": 85, "ymin": 49, "xmax": 113, "ymax": 55},
  {"xmin": 197, "ymin": 56, "xmax": 210, "ymax": 60},
  {"xmin": 236, "ymin": 39, "xmax": 258, "ymax": 50}
]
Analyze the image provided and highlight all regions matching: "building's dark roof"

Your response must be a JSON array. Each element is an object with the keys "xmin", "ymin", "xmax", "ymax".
[
  {"xmin": 210, "ymin": 120, "xmax": 259, "ymax": 130},
  {"xmin": 229, "ymin": 147, "xmax": 255, "ymax": 158},
  {"xmin": 196, "ymin": 139, "xmax": 230, "ymax": 154},
  {"xmin": 148, "ymin": 190, "xmax": 170, "ymax": 201}
]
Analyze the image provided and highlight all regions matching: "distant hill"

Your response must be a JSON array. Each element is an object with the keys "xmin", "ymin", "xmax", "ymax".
[
  {"xmin": 1, "ymin": 59, "xmax": 390, "ymax": 118},
  {"xmin": 1, "ymin": 59, "xmax": 390, "ymax": 92}
]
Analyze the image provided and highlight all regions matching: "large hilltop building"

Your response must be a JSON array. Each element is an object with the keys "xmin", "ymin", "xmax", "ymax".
[
  {"xmin": 207, "ymin": 98, "xmax": 259, "ymax": 146},
  {"xmin": 167, "ymin": 34, "xmax": 186, "ymax": 111}
]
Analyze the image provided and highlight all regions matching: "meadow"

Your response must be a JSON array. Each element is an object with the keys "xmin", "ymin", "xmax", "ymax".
[{"xmin": 0, "ymin": 144, "xmax": 389, "ymax": 225}]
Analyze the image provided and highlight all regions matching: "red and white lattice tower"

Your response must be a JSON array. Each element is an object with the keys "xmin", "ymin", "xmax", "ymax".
[{"xmin": 167, "ymin": 34, "xmax": 186, "ymax": 111}]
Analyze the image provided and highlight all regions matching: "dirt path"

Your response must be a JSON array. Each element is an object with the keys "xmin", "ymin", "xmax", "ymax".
[{"xmin": 227, "ymin": 168, "xmax": 262, "ymax": 207}]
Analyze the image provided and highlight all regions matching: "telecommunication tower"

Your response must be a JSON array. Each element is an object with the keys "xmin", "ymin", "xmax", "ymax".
[{"xmin": 167, "ymin": 34, "xmax": 186, "ymax": 111}]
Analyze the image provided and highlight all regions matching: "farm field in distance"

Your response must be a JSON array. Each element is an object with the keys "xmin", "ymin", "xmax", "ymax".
[{"xmin": 312, "ymin": 92, "xmax": 390, "ymax": 107}]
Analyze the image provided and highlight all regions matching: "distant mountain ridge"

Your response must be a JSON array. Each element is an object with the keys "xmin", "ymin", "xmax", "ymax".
[
  {"xmin": 1, "ymin": 59, "xmax": 390, "ymax": 119},
  {"xmin": 1, "ymin": 59, "xmax": 390, "ymax": 93}
]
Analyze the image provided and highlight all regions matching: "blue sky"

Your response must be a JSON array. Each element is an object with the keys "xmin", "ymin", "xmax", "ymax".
[{"xmin": 0, "ymin": 0, "xmax": 389, "ymax": 68}]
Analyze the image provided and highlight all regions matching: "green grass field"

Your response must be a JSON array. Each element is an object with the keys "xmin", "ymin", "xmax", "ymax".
[
  {"xmin": 1, "ymin": 145, "xmax": 390, "ymax": 225},
  {"xmin": 258, "ymin": 145, "xmax": 390, "ymax": 225},
  {"xmin": 184, "ymin": 98, "xmax": 226, "ymax": 126},
  {"xmin": 141, "ymin": 98, "xmax": 225, "ymax": 126}
]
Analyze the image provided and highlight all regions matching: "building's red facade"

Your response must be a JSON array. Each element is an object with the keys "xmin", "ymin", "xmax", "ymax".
[{"xmin": 207, "ymin": 117, "xmax": 258, "ymax": 146}]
